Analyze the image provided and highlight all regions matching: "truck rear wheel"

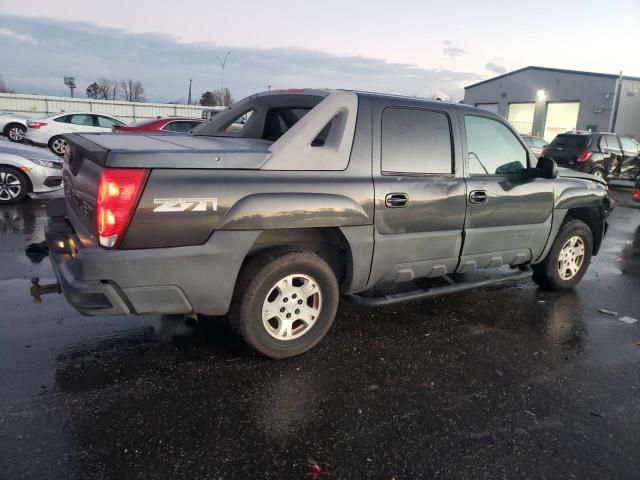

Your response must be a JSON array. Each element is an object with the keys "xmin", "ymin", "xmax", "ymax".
[
  {"xmin": 532, "ymin": 219, "xmax": 593, "ymax": 291},
  {"xmin": 229, "ymin": 250, "xmax": 339, "ymax": 358}
]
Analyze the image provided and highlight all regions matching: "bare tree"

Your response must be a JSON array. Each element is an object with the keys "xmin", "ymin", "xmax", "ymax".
[
  {"xmin": 99, "ymin": 77, "xmax": 118, "ymax": 100},
  {"xmin": 199, "ymin": 88, "xmax": 232, "ymax": 106},
  {"xmin": 119, "ymin": 79, "xmax": 145, "ymax": 102}
]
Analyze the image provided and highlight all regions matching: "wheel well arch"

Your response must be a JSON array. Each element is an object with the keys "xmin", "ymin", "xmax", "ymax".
[
  {"xmin": 2, "ymin": 122, "xmax": 25, "ymax": 136},
  {"xmin": 0, "ymin": 163, "xmax": 33, "ymax": 193},
  {"xmin": 244, "ymin": 227, "xmax": 353, "ymax": 291},
  {"xmin": 564, "ymin": 206, "xmax": 603, "ymax": 254}
]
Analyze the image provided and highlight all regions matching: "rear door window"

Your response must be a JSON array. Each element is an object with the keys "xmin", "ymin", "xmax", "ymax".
[
  {"xmin": 381, "ymin": 107, "xmax": 453, "ymax": 174},
  {"xmin": 54, "ymin": 115, "xmax": 72, "ymax": 124},
  {"xmin": 464, "ymin": 115, "xmax": 527, "ymax": 175}
]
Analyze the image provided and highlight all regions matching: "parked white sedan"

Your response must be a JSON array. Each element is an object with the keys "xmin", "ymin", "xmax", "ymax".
[
  {"xmin": 24, "ymin": 112, "xmax": 126, "ymax": 155},
  {"xmin": 0, "ymin": 140, "xmax": 63, "ymax": 204}
]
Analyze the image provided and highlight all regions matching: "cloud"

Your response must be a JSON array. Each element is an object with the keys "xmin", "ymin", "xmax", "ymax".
[
  {"xmin": 485, "ymin": 62, "xmax": 507, "ymax": 74},
  {"xmin": 0, "ymin": 16, "xmax": 482, "ymax": 102},
  {"xmin": 0, "ymin": 27, "xmax": 36, "ymax": 43},
  {"xmin": 443, "ymin": 40, "xmax": 466, "ymax": 58}
]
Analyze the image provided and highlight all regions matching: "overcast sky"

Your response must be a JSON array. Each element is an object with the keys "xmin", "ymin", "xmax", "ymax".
[{"xmin": 0, "ymin": 0, "xmax": 638, "ymax": 103}]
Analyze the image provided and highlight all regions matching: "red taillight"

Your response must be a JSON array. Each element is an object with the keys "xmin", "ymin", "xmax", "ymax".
[
  {"xmin": 577, "ymin": 149, "xmax": 593, "ymax": 162},
  {"xmin": 633, "ymin": 190, "xmax": 640, "ymax": 202},
  {"xmin": 27, "ymin": 121, "xmax": 48, "ymax": 129},
  {"xmin": 96, "ymin": 168, "xmax": 148, "ymax": 248}
]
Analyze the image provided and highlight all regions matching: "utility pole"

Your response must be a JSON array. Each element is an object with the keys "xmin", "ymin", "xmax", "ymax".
[
  {"xmin": 187, "ymin": 78, "xmax": 192, "ymax": 105},
  {"xmin": 216, "ymin": 51, "xmax": 231, "ymax": 106}
]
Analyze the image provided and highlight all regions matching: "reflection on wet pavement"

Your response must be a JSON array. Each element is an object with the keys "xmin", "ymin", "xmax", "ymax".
[{"xmin": 0, "ymin": 190, "xmax": 639, "ymax": 479}]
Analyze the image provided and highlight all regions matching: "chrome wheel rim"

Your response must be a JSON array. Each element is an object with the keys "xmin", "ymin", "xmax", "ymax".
[
  {"xmin": 8, "ymin": 126, "xmax": 24, "ymax": 141},
  {"xmin": 592, "ymin": 170, "xmax": 604, "ymax": 178},
  {"xmin": 52, "ymin": 138, "xmax": 67, "ymax": 155},
  {"xmin": 558, "ymin": 235, "xmax": 585, "ymax": 280},
  {"xmin": 262, "ymin": 273, "xmax": 322, "ymax": 341},
  {"xmin": 0, "ymin": 172, "xmax": 22, "ymax": 201}
]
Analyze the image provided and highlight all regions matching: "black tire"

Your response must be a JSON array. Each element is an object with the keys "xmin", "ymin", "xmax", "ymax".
[
  {"xmin": 590, "ymin": 167, "xmax": 606, "ymax": 180},
  {"xmin": 5, "ymin": 123, "xmax": 26, "ymax": 143},
  {"xmin": 228, "ymin": 249, "xmax": 339, "ymax": 359},
  {"xmin": 48, "ymin": 136, "xmax": 67, "ymax": 156},
  {"xmin": 0, "ymin": 166, "xmax": 29, "ymax": 204},
  {"xmin": 532, "ymin": 219, "xmax": 593, "ymax": 291}
]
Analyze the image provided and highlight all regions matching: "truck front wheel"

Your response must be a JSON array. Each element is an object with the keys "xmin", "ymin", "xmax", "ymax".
[
  {"xmin": 532, "ymin": 219, "xmax": 593, "ymax": 291},
  {"xmin": 229, "ymin": 250, "xmax": 339, "ymax": 358}
]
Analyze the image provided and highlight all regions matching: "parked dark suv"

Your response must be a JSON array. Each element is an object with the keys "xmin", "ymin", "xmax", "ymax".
[{"xmin": 544, "ymin": 131, "xmax": 640, "ymax": 181}]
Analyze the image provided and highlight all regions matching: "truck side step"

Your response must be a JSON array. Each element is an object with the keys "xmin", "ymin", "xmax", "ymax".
[{"xmin": 345, "ymin": 267, "xmax": 533, "ymax": 307}]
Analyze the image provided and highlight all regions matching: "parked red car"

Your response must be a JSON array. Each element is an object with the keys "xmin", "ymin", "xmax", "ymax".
[{"xmin": 113, "ymin": 117, "xmax": 203, "ymax": 133}]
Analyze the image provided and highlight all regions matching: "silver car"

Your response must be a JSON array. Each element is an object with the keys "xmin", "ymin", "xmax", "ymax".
[
  {"xmin": 521, "ymin": 134, "xmax": 548, "ymax": 158},
  {"xmin": 0, "ymin": 111, "xmax": 30, "ymax": 143},
  {"xmin": 0, "ymin": 140, "xmax": 63, "ymax": 204}
]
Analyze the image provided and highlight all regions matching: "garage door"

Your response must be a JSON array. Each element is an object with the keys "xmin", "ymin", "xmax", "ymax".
[
  {"xmin": 475, "ymin": 103, "xmax": 500, "ymax": 114},
  {"xmin": 507, "ymin": 103, "xmax": 534, "ymax": 135},
  {"xmin": 543, "ymin": 102, "xmax": 580, "ymax": 142}
]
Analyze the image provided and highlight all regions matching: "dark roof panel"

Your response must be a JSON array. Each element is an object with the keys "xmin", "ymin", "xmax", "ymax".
[{"xmin": 465, "ymin": 66, "xmax": 639, "ymax": 90}]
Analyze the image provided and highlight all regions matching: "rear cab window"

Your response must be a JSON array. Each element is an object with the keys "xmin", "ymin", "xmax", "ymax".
[
  {"xmin": 381, "ymin": 107, "xmax": 453, "ymax": 175},
  {"xmin": 464, "ymin": 115, "xmax": 528, "ymax": 175}
]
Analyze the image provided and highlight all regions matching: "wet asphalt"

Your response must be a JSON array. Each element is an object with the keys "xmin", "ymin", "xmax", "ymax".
[{"xmin": 1, "ymin": 187, "xmax": 639, "ymax": 480}]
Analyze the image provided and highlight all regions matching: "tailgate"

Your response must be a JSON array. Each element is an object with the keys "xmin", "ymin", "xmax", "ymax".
[
  {"xmin": 62, "ymin": 132, "xmax": 273, "ymax": 248},
  {"xmin": 62, "ymin": 135, "xmax": 108, "ymax": 246}
]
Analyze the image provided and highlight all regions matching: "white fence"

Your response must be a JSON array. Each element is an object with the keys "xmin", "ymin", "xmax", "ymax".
[{"xmin": 0, "ymin": 93, "xmax": 224, "ymax": 123}]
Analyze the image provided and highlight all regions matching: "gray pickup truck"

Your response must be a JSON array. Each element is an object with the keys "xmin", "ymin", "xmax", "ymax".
[{"xmin": 37, "ymin": 89, "xmax": 613, "ymax": 358}]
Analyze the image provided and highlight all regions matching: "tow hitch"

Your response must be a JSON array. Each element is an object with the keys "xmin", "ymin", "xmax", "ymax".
[{"xmin": 30, "ymin": 277, "xmax": 61, "ymax": 303}]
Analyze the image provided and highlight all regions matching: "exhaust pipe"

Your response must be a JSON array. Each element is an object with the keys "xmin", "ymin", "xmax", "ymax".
[{"xmin": 184, "ymin": 313, "xmax": 199, "ymax": 328}]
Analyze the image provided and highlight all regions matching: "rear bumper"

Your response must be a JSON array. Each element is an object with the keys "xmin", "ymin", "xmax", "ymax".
[{"xmin": 45, "ymin": 199, "xmax": 260, "ymax": 316}]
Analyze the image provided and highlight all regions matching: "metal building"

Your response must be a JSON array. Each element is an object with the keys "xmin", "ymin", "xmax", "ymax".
[{"xmin": 463, "ymin": 66, "xmax": 640, "ymax": 142}]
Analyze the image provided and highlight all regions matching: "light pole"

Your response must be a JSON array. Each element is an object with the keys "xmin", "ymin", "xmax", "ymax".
[
  {"xmin": 64, "ymin": 76, "xmax": 76, "ymax": 98},
  {"xmin": 216, "ymin": 51, "xmax": 231, "ymax": 106}
]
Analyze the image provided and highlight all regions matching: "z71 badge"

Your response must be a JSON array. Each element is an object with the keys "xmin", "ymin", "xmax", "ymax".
[{"xmin": 153, "ymin": 198, "xmax": 218, "ymax": 213}]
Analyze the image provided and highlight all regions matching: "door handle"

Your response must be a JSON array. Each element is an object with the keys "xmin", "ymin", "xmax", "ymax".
[
  {"xmin": 469, "ymin": 190, "xmax": 488, "ymax": 204},
  {"xmin": 385, "ymin": 193, "xmax": 408, "ymax": 208}
]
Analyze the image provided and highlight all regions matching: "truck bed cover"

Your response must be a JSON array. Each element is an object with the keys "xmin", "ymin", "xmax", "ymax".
[{"xmin": 65, "ymin": 132, "xmax": 273, "ymax": 169}]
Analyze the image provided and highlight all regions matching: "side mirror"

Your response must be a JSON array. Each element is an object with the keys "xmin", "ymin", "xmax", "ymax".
[{"xmin": 536, "ymin": 156, "xmax": 558, "ymax": 179}]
